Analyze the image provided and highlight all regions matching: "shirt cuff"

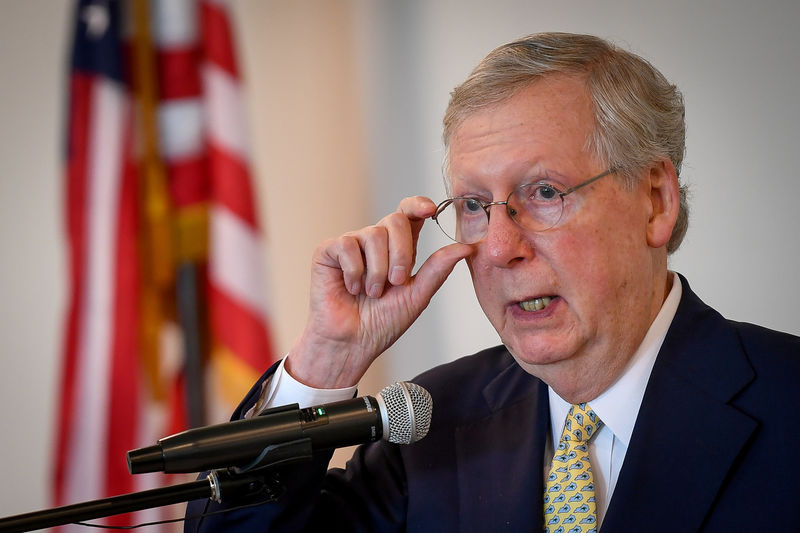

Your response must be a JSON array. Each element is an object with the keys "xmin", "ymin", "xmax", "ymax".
[{"xmin": 248, "ymin": 357, "xmax": 358, "ymax": 417}]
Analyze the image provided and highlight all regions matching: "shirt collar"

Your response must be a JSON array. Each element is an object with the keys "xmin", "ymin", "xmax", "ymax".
[{"xmin": 549, "ymin": 272, "xmax": 683, "ymax": 446}]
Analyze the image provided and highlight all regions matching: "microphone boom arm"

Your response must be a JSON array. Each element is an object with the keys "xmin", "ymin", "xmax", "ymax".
[{"xmin": 0, "ymin": 467, "xmax": 286, "ymax": 532}]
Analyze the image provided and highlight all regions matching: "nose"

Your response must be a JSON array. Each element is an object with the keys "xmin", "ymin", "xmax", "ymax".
[{"xmin": 480, "ymin": 203, "xmax": 531, "ymax": 267}]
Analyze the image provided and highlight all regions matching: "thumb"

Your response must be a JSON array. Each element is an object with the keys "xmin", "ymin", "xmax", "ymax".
[{"xmin": 408, "ymin": 243, "xmax": 473, "ymax": 309}]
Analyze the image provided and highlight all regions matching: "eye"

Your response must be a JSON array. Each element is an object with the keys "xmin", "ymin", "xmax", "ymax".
[
  {"xmin": 517, "ymin": 183, "xmax": 561, "ymax": 204},
  {"xmin": 531, "ymin": 184, "xmax": 558, "ymax": 201},
  {"xmin": 511, "ymin": 182, "xmax": 563, "ymax": 214},
  {"xmin": 451, "ymin": 197, "xmax": 485, "ymax": 216},
  {"xmin": 463, "ymin": 198, "xmax": 483, "ymax": 213}
]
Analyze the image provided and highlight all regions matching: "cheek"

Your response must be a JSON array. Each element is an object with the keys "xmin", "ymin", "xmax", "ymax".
[
  {"xmin": 563, "ymin": 223, "xmax": 651, "ymax": 318},
  {"xmin": 466, "ymin": 257, "xmax": 502, "ymax": 315},
  {"xmin": 466, "ymin": 256, "xmax": 487, "ymax": 296},
  {"xmin": 547, "ymin": 227, "xmax": 630, "ymax": 299}
]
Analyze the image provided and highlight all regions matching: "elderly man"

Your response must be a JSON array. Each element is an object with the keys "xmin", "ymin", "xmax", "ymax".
[{"xmin": 186, "ymin": 33, "xmax": 799, "ymax": 532}]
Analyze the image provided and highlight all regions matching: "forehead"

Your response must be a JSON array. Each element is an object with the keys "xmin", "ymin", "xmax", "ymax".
[{"xmin": 447, "ymin": 75, "xmax": 598, "ymax": 186}]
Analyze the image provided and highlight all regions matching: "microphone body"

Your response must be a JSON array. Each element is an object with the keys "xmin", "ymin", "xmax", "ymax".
[{"xmin": 127, "ymin": 381, "xmax": 432, "ymax": 474}]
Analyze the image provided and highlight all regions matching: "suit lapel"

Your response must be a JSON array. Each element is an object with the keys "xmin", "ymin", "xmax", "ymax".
[
  {"xmin": 602, "ymin": 279, "xmax": 758, "ymax": 532},
  {"xmin": 454, "ymin": 364, "xmax": 549, "ymax": 531}
]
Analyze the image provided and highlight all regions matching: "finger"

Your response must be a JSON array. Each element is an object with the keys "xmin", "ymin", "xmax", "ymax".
[
  {"xmin": 376, "ymin": 211, "xmax": 416, "ymax": 286},
  {"xmin": 327, "ymin": 235, "xmax": 366, "ymax": 295},
  {"xmin": 397, "ymin": 195, "xmax": 437, "ymax": 233},
  {"xmin": 408, "ymin": 242, "xmax": 474, "ymax": 308},
  {"xmin": 394, "ymin": 196, "xmax": 439, "ymax": 279},
  {"xmin": 359, "ymin": 225, "xmax": 390, "ymax": 298}
]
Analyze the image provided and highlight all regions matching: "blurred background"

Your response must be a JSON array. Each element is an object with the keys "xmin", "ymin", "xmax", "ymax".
[{"xmin": 1, "ymin": 0, "xmax": 799, "ymax": 523}]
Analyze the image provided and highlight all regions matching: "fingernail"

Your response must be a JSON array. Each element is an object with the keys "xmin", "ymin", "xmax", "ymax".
[
  {"xmin": 349, "ymin": 280, "xmax": 361, "ymax": 294},
  {"xmin": 368, "ymin": 283, "xmax": 383, "ymax": 298},
  {"xmin": 390, "ymin": 266, "xmax": 407, "ymax": 285}
]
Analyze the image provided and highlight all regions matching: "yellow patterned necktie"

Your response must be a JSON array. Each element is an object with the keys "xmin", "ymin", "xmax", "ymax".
[{"xmin": 543, "ymin": 403, "xmax": 603, "ymax": 533}]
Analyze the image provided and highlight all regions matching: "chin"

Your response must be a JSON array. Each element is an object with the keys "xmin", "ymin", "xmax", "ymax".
[{"xmin": 504, "ymin": 337, "xmax": 574, "ymax": 369}]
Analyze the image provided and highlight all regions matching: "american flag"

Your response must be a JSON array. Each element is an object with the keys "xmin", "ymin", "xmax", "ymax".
[{"xmin": 56, "ymin": 0, "xmax": 275, "ymax": 528}]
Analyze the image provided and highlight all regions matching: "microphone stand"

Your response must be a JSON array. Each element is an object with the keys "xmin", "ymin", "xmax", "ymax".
[{"xmin": 0, "ymin": 438, "xmax": 313, "ymax": 532}]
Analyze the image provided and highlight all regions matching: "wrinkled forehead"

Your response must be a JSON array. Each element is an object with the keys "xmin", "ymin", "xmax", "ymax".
[{"xmin": 443, "ymin": 76, "xmax": 598, "ymax": 192}]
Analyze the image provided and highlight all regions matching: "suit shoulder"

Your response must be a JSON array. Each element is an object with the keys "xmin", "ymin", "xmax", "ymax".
[
  {"xmin": 732, "ymin": 320, "xmax": 800, "ymax": 347},
  {"xmin": 730, "ymin": 320, "xmax": 800, "ymax": 373}
]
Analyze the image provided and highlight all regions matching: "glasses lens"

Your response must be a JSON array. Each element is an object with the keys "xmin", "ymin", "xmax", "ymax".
[
  {"xmin": 509, "ymin": 183, "xmax": 564, "ymax": 232},
  {"xmin": 435, "ymin": 198, "xmax": 488, "ymax": 244}
]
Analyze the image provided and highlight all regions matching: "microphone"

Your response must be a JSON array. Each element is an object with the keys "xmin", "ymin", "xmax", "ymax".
[{"xmin": 127, "ymin": 381, "xmax": 432, "ymax": 474}]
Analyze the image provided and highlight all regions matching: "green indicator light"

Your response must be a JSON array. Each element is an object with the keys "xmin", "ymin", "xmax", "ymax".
[{"xmin": 317, "ymin": 408, "xmax": 326, "ymax": 416}]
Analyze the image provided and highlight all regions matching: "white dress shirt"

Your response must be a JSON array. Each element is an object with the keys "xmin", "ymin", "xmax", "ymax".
[
  {"xmin": 255, "ymin": 273, "xmax": 683, "ymax": 529},
  {"xmin": 247, "ymin": 357, "xmax": 357, "ymax": 418}
]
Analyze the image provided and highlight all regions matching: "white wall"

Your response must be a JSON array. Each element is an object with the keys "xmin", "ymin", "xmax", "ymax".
[
  {"xmin": 0, "ymin": 0, "xmax": 72, "ymax": 518},
  {"xmin": 1, "ymin": 0, "xmax": 798, "ymax": 521}
]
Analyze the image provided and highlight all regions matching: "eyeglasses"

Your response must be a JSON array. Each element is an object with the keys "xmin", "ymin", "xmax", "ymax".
[{"xmin": 432, "ymin": 168, "xmax": 615, "ymax": 244}]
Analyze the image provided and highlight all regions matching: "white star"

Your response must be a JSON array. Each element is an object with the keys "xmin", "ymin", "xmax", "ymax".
[{"xmin": 82, "ymin": 2, "xmax": 110, "ymax": 40}]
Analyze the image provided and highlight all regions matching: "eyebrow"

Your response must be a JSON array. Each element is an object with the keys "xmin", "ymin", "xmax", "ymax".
[{"xmin": 449, "ymin": 168, "xmax": 571, "ymax": 198}]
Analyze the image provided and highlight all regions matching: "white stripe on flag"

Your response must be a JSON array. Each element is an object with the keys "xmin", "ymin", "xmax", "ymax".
[
  {"xmin": 202, "ymin": 62, "xmax": 250, "ymax": 159},
  {"xmin": 151, "ymin": 0, "xmax": 197, "ymax": 46},
  {"xmin": 209, "ymin": 205, "xmax": 269, "ymax": 318},
  {"xmin": 158, "ymin": 98, "xmax": 203, "ymax": 160},
  {"xmin": 65, "ymin": 79, "xmax": 127, "ymax": 507}
]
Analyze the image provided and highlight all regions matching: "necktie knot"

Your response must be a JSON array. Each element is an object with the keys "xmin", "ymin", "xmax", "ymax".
[{"xmin": 561, "ymin": 403, "xmax": 602, "ymax": 445}]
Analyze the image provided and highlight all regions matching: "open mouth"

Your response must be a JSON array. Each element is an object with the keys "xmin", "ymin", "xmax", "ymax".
[{"xmin": 518, "ymin": 296, "xmax": 554, "ymax": 312}]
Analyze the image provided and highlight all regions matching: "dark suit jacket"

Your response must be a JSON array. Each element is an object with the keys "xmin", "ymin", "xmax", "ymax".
[{"xmin": 185, "ymin": 277, "xmax": 800, "ymax": 532}]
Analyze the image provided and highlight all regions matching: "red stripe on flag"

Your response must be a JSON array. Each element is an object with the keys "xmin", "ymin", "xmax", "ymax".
[
  {"xmin": 157, "ymin": 47, "xmax": 202, "ymax": 100},
  {"xmin": 104, "ymin": 122, "xmax": 140, "ymax": 502},
  {"xmin": 167, "ymin": 373, "xmax": 188, "ymax": 437},
  {"xmin": 55, "ymin": 73, "xmax": 93, "ymax": 506},
  {"xmin": 201, "ymin": 1, "xmax": 239, "ymax": 78},
  {"xmin": 208, "ymin": 143, "xmax": 258, "ymax": 229},
  {"xmin": 209, "ymin": 284, "xmax": 274, "ymax": 372},
  {"xmin": 168, "ymin": 155, "xmax": 209, "ymax": 208}
]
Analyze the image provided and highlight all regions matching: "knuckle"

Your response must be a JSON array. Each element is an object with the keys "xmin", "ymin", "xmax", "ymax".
[
  {"xmin": 363, "ymin": 225, "xmax": 388, "ymax": 245},
  {"xmin": 381, "ymin": 212, "xmax": 410, "ymax": 231}
]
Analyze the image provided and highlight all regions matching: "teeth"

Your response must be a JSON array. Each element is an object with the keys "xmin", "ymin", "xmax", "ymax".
[{"xmin": 519, "ymin": 296, "xmax": 553, "ymax": 312}]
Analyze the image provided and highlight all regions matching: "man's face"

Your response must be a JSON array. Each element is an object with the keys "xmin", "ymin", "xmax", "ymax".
[{"xmin": 448, "ymin": 75, "xmax": 668, "ymax": 401}]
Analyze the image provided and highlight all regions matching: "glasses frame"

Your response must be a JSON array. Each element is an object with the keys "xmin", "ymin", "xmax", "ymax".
[{"xmin": 433, "ymin": 168, "xmax": 616, "ymax": 244}]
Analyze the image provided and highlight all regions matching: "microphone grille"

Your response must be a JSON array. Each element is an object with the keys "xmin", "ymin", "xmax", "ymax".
[{"xmin": 378, "ymin": 382, "xmax": 433, "ymax": 444}]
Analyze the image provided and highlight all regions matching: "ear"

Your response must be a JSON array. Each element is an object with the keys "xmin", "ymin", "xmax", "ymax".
[{"xmin": 645, "ymin": 160, "xmax": 680, "ymax": 249}]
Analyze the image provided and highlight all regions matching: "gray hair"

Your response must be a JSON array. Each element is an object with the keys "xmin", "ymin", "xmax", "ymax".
[{"xmin": 443, "ymin": 32, "xmax": 689, "ymax": 253}]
